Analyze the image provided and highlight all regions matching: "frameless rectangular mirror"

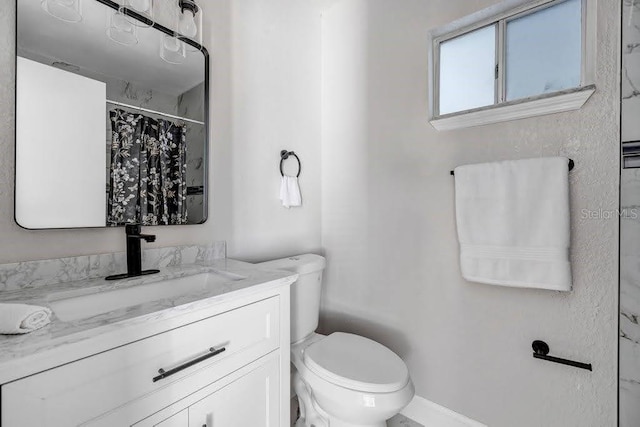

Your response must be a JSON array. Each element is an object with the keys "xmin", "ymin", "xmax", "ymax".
[{"xmin": 15, "ymin": 0, "xmax": 208, "ymax": 229}]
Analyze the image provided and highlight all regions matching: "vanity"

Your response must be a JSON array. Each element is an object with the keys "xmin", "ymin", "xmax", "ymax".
[
  {"xmin": 0, "ymin": 258, "xmax": 296, "ymax": 427},
  {"xmin": 4, "ymin": 0, "xmax": 297, "ymax": 424}
]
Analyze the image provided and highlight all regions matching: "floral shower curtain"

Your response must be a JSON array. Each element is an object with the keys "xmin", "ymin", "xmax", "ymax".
[{"xmin": 108, "ymin": 109, "xmax": 188, "ymax": 226}]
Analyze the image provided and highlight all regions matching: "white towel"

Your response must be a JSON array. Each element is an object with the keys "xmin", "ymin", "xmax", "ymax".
[
  {"xmin": 0, "ymin": 304, "xmax": 52, "ymax": 334},
  {"xmin": 280, "ymin": 175, "xmax": 302, "ymax": 208},
  {"xmin": 454, "ymin": 157, "xmax": 572, "ymax": 291}
]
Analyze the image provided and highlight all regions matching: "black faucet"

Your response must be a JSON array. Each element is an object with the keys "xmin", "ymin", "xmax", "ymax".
[{"xmin": 106, "ymin": 224, "xmax": 160, "ymax": 281}]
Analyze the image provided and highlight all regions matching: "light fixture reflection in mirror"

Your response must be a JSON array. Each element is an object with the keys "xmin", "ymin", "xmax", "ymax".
[
  {"xmin": 160, "ymin": 35, "xmax": 186, "ymax": 64},
  {"xmin": 121, "ymin": 0, "xmax": 154, "ymax": 28},
  {"xmin": 41, "ymin": 0, "xmax": 82, "ymax": 23},
  {"xmin": 179, "ymin": 5, "xmax": 197, "ymax": 37},
  {"xmin": 106, "ymin": 9, "xmax": 138, "ymax": 46},
  {"xmin": 178, "ymin": 0, "xmax": 203, "ymax": 51}
]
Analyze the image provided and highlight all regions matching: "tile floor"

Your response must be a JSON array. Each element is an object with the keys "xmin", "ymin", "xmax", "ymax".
[
  {"xmin": 291, "ymin": 397, "xmax": 423, "ymax": 427},
  {"xmin": 387, "ymin": 413, "xmax": 424, "ymax": 427}
]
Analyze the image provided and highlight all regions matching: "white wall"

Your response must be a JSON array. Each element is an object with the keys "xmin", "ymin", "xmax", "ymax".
[
  {"xmin": 226, "ymin": 0, "xmax": 323, "ymax": 261},
  {"xmin": 320, "ymin": 1, "xmax": 619, "ymax": 426},
  {"xmin": 0, "ymin": 0, "xmax": 322, "ymax": 263}
]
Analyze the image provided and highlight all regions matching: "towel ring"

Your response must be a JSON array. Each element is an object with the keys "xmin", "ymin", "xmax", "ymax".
[{"xmin": 280, "ymin": 150, "xmax": 301, "ymax": 178}]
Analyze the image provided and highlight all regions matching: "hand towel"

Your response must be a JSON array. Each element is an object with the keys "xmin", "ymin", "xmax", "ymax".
[
  {"xmin": 280, "ymin": 175, "xmax": 302, "ymax": 208},
  {"xmin": 0, "ymin": 303, "xmax": 52, "ymax": 334},
  {"xmin": 454, "ymin": 157, "xmax": 572, "ymax": 291}
]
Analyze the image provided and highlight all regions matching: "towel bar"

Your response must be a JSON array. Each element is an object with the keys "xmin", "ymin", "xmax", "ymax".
[
  {"xmin": 532, "ymin": 340, "xmax": 592, "ymax": 371},
  {"xmin": 450, "ymin": 158, "xmax": 575, "ymax": 176}
]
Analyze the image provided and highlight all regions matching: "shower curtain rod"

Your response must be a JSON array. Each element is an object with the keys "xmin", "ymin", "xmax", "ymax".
[{"xmin": 107, "ymin": 100, "xmax": 205, "ymax": 125}]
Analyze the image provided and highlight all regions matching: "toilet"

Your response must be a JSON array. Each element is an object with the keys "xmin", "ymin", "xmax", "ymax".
[{"xmin": 258, "ymin": 254, "xmax": 414, "ymax": 427}]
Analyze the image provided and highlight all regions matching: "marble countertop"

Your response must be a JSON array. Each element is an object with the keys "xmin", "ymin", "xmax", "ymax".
[{"xmin": 0, "ymin": 259, "xmax": 297, "ymax": 384}]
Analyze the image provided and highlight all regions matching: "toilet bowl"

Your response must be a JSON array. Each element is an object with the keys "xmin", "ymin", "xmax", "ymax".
[
  {"xmin": 257, "ymin": 254, "xmax": 414, "ymax": 427},
  {"xmin": 291, "ymin": 332, "xmax": 414, "ymax": 427}
]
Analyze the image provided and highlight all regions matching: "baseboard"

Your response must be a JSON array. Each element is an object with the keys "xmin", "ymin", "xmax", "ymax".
[{"xmin": 401, "ymin": 395, "xmax": 487, "ymax": 427}]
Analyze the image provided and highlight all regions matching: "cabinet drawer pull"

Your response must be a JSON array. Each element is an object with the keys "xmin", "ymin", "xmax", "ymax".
[{"xmin": 153, "ymin": 347, "xmax": 226, "ymax": 383}]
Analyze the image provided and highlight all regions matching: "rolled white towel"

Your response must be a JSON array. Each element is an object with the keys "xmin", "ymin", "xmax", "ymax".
[{"xmin": 0, "ymin": 304, "xmax": 52, "ymax": 334}]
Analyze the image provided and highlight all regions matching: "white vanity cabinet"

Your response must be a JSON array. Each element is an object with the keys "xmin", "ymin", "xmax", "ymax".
[
  {"xmin": 137, "ymin": 352, "xmax": 280, "ymax": 427},
  {"xmin": 153, "ymin": 410, "xmax": 188, "ymax": 427},
  {"xmin": 1, "ymin": 292, "xmax": 290, "ymax": 427},
  {"xmin": 187, "ymin": 356, "xmax": 279, "ymax": 427}
]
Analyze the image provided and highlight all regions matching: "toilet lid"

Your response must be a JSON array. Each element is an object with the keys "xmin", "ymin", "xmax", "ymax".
[{"xmin": 303, "ymin": 332, "xmax": 409, "ymax": 393}]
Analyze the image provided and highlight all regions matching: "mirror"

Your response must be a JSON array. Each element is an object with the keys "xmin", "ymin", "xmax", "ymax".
[{"xmin": 15, "ymin": 0, "xmax": 208, "ymax": 229}]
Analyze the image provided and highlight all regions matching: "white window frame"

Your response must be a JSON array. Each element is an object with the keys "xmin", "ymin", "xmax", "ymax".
[{"xmin": 428, "ymin": 0, "xmax": 596, "ymax": 131}]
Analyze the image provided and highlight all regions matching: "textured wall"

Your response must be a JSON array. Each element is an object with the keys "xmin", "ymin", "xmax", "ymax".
[
  {"xmin": 0, "ymin": 0, "xmax": 322, "ymax": 264},
  {"xmin": 320, "ymin": 1, "xmax": 619, "ymax": 426}
]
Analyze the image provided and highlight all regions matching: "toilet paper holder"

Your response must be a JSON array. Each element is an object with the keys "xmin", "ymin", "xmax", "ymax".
[{"xmin": 532, "ymin": 340, "xmax": 592, "ymax": 371}]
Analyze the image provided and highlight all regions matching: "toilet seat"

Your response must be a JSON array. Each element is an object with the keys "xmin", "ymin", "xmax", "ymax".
[{"xmin": 303, "ymin": 332, "xmax": 409, "ymax": 393}]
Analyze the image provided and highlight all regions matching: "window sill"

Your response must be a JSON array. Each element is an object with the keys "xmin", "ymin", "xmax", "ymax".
[{"xmin": 429, "ymin": 85, "xmax": 596, "ymax": 131}]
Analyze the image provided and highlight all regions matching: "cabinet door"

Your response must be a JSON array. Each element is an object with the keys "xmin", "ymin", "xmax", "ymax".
[
  {"xmin": 154, "ymin": 409, "xmax": 188, "ymax": 427},
  {"xmin": 189, "ymin": 355, "xmax": 279, "ymax": 427}
]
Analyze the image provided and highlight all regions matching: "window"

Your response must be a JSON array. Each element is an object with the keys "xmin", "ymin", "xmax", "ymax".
[
  {"xmin": 429, "ymin": 0, "xmax": 595, "ymax": 130},
  {"xmin": 439, "ymin": 25, "xmax": 497, "ymax": 115},
  {"xmin": 505, "ymin": 0, "xmax": 582, "ymax": 101}
]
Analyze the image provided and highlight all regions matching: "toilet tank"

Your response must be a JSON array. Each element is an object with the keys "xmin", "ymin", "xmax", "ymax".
[{"xmin": 257, "ymin": 254, "xmax": 326, "ymax": 343}]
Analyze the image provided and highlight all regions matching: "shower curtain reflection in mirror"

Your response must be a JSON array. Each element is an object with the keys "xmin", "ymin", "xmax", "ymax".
[{"xmin": 107, "ymin": 109, "xmax": 188, "ymax": 226}]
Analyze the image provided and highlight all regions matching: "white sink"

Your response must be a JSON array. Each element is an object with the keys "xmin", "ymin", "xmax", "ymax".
[{"xmin": 48, "ymin": 271, "xmax": 246, "ymax": 322}]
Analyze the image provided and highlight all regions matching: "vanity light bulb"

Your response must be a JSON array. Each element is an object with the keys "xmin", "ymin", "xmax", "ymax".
[
  {"xmin": 128, "ymin": 0, "xmax": 150, "ymax": 12},
  {"xmin": 163, "ymin": 36, "xmax": 182, "ymax": 52},
  {"xmin": 179, "ymin": 10, "xmax": 198, "ymax": 38},
  {"xmin": 113, "ymin": 13, "xmax": 131, "ymax": 30}
]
